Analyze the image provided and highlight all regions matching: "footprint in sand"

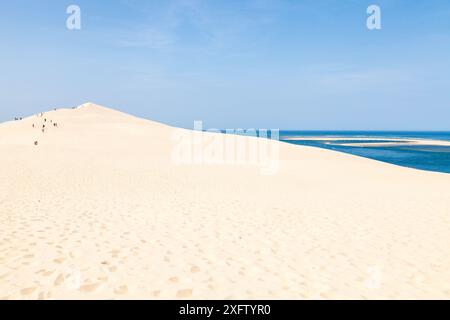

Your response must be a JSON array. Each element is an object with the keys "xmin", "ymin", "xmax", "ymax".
[
  {"xmin": 0, "ymin": 273, "xmax": 10, "ymax": 280},
  {"xmin": 79, "ymin": 282, "xmax": 102, "ymax": 293},
  {"xmin": 114, "ymin": 285, "xmax": 128, "ymax": 295},
  {"xmin": 54, "ymin": 274, "xmax": 65, "ymax": 286},
  {"xmin": 38, "ymin": 291, "xmax": 52, "ymax": 300},
  {"xmin": 43, "ymin": 270, "xmax": 55, "ymax": 277},
  {"xmin": 110, "ymin": 250, "xmax": 120, "ymax": 258},
  {"xmin": 108, "ymin": 266, "xmax": 118, "ymax": 272},
  {"xmin": 53, "ymin": 257, "xmax": 65, "ymax": 264},
  {"xmin": 176, "ymin": 289, "xmax": 193, "ymax": 298},
  {"xmin": 153, "ymin": 290, "xmax": 161, "ymax": 297},
  {"xmin": 190, "ymin": 266, "xmax": 201, "ymax": 273},
  {"xmin": 21, "ymin": 286, "xmax": 38, "ymax": 296}
]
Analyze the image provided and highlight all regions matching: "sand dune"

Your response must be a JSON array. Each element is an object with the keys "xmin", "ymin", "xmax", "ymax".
[{"xmin": 1, "ymin": 103, "xmax": 449, "ymax": 300}]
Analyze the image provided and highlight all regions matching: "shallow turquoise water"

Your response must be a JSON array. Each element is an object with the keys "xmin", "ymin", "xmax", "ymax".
[{"xmin": 280, "ymin": 131, "xmax": 450, "ymax": 174}]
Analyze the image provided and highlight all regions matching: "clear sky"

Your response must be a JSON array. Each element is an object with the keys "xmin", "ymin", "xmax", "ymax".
[{"xmin": 1, "ymin": 0, "xmax": 450, "ymax": 130}]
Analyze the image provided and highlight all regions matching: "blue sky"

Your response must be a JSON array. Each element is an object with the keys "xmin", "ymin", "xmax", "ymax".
[{"xmin": 1, "ymin": 0, "xmax": 450, "ymax": 130}]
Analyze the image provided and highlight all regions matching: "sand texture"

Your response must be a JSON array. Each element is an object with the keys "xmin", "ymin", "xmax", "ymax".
[{"xmin": 1, "ymin": 103, "xmax": 449, "ymax": 300}]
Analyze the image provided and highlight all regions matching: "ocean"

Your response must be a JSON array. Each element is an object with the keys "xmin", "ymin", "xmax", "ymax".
[{"xmin": 279, "ymin": 131, "xmax": 450, "ymax": 174}]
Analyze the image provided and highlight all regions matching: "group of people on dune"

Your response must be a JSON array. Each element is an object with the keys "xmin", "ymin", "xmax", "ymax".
[{"xmin": 32, "ymin": 111, "xmax": 59, "ymax": 146}]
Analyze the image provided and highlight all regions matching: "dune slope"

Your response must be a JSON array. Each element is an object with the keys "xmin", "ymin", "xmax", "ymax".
[{"xmin": 0, "ymin": 103, "xmax": 449, "ymax": 299}]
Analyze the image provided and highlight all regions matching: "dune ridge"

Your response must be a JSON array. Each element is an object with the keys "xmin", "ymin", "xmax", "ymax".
[{"xmin": 1, "ymin": 103, "xmax": 449, "ymax": 299}]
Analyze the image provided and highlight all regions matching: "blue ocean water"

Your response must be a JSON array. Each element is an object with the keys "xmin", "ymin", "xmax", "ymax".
[{"xmin": 279, "ymin": 131, "xmax": 450, "ymax": 174}]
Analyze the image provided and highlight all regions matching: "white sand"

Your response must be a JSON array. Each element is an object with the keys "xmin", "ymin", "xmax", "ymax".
[
  {"xmin": 334, "ymin": 141, "xmax": 450, "ymax": 147},
  {"xmin": 1, "ymin": 103, "xmax": 449, "ymax": 300},
  {"xmin": 282, "ymin": 136, "xmax": 450, "ymax": 147}
]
